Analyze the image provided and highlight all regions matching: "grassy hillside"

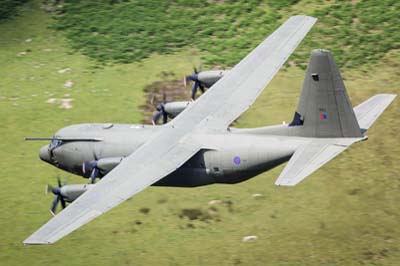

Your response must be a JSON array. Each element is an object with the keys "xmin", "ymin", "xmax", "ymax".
[
  {"xmin": 0, "ymin": 1, "xmax": 399, "ymax": 266},
  {"xmin": 49, "ymin": 0, "xmax": 399, "ymax": 69}
]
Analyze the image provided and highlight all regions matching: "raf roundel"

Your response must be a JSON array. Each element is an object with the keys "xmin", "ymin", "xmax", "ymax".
[
  {"xmin": 233, "ymin": 156, "xmax": 241, "ymax": 165},
  {"xmin": 319, "ymin": 112, "xmax": 328, "ymax": 120}
]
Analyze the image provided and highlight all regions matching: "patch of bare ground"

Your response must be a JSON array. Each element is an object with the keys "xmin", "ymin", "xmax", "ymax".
[{"xmin": 140, "ymin": 79, "xmax": 190, "ymax": 124}]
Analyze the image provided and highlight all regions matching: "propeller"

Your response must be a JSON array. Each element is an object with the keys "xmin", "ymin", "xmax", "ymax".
[
  {"xmin": 184, "ymin": 64, "xmax": 205, "ymax": 100},
  {"xmin": 46, "ymin": 177, "xmax": 67, "ymax": 216},
  {"xmin": 82, "ymin": 160, "xmax": 100, "ymax": 184},
  {"xmin": 152, "ymin": 92, "xmax": 169, "ymax": 125}
]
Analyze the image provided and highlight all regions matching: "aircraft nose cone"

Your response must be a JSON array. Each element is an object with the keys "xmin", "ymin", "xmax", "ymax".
[{"xmin": 39, "ymin": 145, "xmax": 51, "ymax": 163}]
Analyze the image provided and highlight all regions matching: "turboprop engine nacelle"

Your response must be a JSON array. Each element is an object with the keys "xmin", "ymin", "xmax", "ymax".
[
  {"xmin": 153, "ymin": 101, "xmax": 192, "ymax": 124},
  {"xmin": 163, "ymin": 101, "xmax": 191, "ymax": 118},
  {"xmin": 58, "ymin": 184, "xmax": 95, "ymax": 202},
  {"xmin": 48, "ymin": 181, "xmax": 95, "ymax": 215},
  {"xmin": 82, "ymin": 157, "xmax": 124, "ymax": 183},
  {"xmin": 197, "ymin": 70, "xmax": 228, "ymax": 88},
  {"xmin": 185, "ymin": 69, "xmax": 229, "ymax": 99}
]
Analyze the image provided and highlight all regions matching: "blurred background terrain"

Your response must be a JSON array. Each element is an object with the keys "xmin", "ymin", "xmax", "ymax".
[{"xmin": 0, "ymin": 0, "xmax": 399, "ymax": 265}]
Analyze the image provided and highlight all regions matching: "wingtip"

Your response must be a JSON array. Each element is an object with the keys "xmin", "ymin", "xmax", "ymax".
[
  {"xmin": 373, "ymin": 93, "xmax": 397, "ymax": 104},
  {"xmin": 290, "ymin": 15, "xmax": 318, "ymax": 22},
  {"xmin": 376, "ymin": 93, "xmax": 397, "ymax": 98},
  {"xmin": 23, "ymin": 237, "xmax": 52, "ymax": 245},
  {"xmin": 23, "ymin": 230, "xmax": 55, "ymax": 245},
  {"xmin": 274, "ymin": 181, "xmax": 296, "ymax": 187},
  {"xmin": 275, "ymin": 176, "xmax": 298, "ymax": 186}
]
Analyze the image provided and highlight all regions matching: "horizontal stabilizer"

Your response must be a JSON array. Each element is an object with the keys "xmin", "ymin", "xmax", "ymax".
[
  {"xmin": 354, "ymin": 94, "xmax": 396, "ymax": 131},
  {"xmin": 275, "ymin": 138, "xmax": 362, "ymax": 186}
]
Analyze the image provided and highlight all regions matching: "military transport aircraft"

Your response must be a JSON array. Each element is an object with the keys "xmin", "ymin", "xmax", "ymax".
[{"xmin": 24, "ymin": 16, "xmax": 396, "ymax": 244}]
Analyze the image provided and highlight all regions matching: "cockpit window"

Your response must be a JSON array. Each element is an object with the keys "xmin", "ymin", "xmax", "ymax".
[{"xmin": 49, "ymin": 138, "xmax": 63, "ymax": 149}]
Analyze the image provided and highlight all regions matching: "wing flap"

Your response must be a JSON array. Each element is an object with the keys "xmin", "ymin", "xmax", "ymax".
[{"xmin": 275, "ymin": 139, "xmax": 361, "ymax": 186}]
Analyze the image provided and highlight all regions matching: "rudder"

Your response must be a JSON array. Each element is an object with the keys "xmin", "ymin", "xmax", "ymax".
[{"xmin": 290, "ymin": 49, "xmax": 362, "ymax": 138}]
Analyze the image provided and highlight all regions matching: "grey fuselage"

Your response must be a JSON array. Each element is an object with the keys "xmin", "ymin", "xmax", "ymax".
[{"xmin": 40, "ymin": 123, "xmax": 303, "ymax": 187}]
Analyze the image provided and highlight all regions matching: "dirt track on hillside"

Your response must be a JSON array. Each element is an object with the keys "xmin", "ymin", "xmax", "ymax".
[{"xmin": 140, "ymin": 79, "xmax": 190, "ymax": 124}]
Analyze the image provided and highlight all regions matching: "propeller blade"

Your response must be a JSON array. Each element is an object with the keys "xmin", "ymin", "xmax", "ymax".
[
  {"xmin": 150, "ymin": 93, "xmax": 155, "ymax": 105},
  {"xmin": 90, "ymin": 168, "xmax": 99, "ymax": 184},
  {"xmin": 162, "ymin": 92, "xmax": 167, "ymax": 104},
  {"xmin": 183, "ymin": 76, "xmax": 187, "ymax": 88},
  {"xmin": 50, "ymin": 195, "xmax": 60, "ymax": 216},
  {"xmin": 191, "ymin": 81, "xmax": 199, "ymax": 100},
  {"xmin": 60, "ymin": 196, "xmax": 66, "ymax": 209},
  {"xmin": 45, "ymin": 184, "xmax": 53, "ymax": 195},
  {"xmin": 198, "ymin": 63, "xmax": 203, "ymax": 73},
  {"xmin": 152, "ymin": 111, "xmax": 163, "ymax": 125},
  {"xmin": 199, "ymin": 83, "xmax": 205, "ymax": 94},
  {"xmin": 162, "ymin": 112, "xmax": 168, "ymax": 124},
  {"xmin": 48, "ymin": 178, "xmax": 68, "ymax": 215}
]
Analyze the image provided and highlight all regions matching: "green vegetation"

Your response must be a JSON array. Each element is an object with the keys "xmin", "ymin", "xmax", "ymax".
[
  {"xmin": 0, "ymin": 1, "xmax": 399, "ymax": 266},
  {"xmin": 267, "ymin": 0, "xmax": 300, "ymax": 9},
  {"xmin": 0, "ymin": 0, "xmax": 28, "ymax": 20},
  {"xmin": 294, "ymin": 0, "xmax": 400, "ymax": 69},
  {"xmin": 51, "ymin": 0, "xmax": 283, "ymax": 66},
  {"xmin": 50, "ymin": 0, "xmax": 400, "ymax": 69}
]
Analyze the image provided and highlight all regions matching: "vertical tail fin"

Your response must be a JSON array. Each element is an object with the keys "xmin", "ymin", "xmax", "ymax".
[{"xmin": 290, "ymin": 49, "xmax": 362, "ymax": 138}]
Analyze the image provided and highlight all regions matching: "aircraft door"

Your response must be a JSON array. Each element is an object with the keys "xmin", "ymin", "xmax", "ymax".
[{"xmin": 203, "ymin": 150, "xmax": 223, "ymax": 178}]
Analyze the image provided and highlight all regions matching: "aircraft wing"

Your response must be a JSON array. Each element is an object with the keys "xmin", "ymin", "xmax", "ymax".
[
  {"xmin": 24, "ymin": 15, "xmax": 316, "ymax": 244},
  {"xmin": 172, "ymin": 15, "xmax": 317, "ymax": 130},
  {"xmin": 275, "ymin": 138, "xmax": 362, "ymax": 186},
  {"xmin": 24, "ymin": 130, "xmax": 201, "ymax": 244}
]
